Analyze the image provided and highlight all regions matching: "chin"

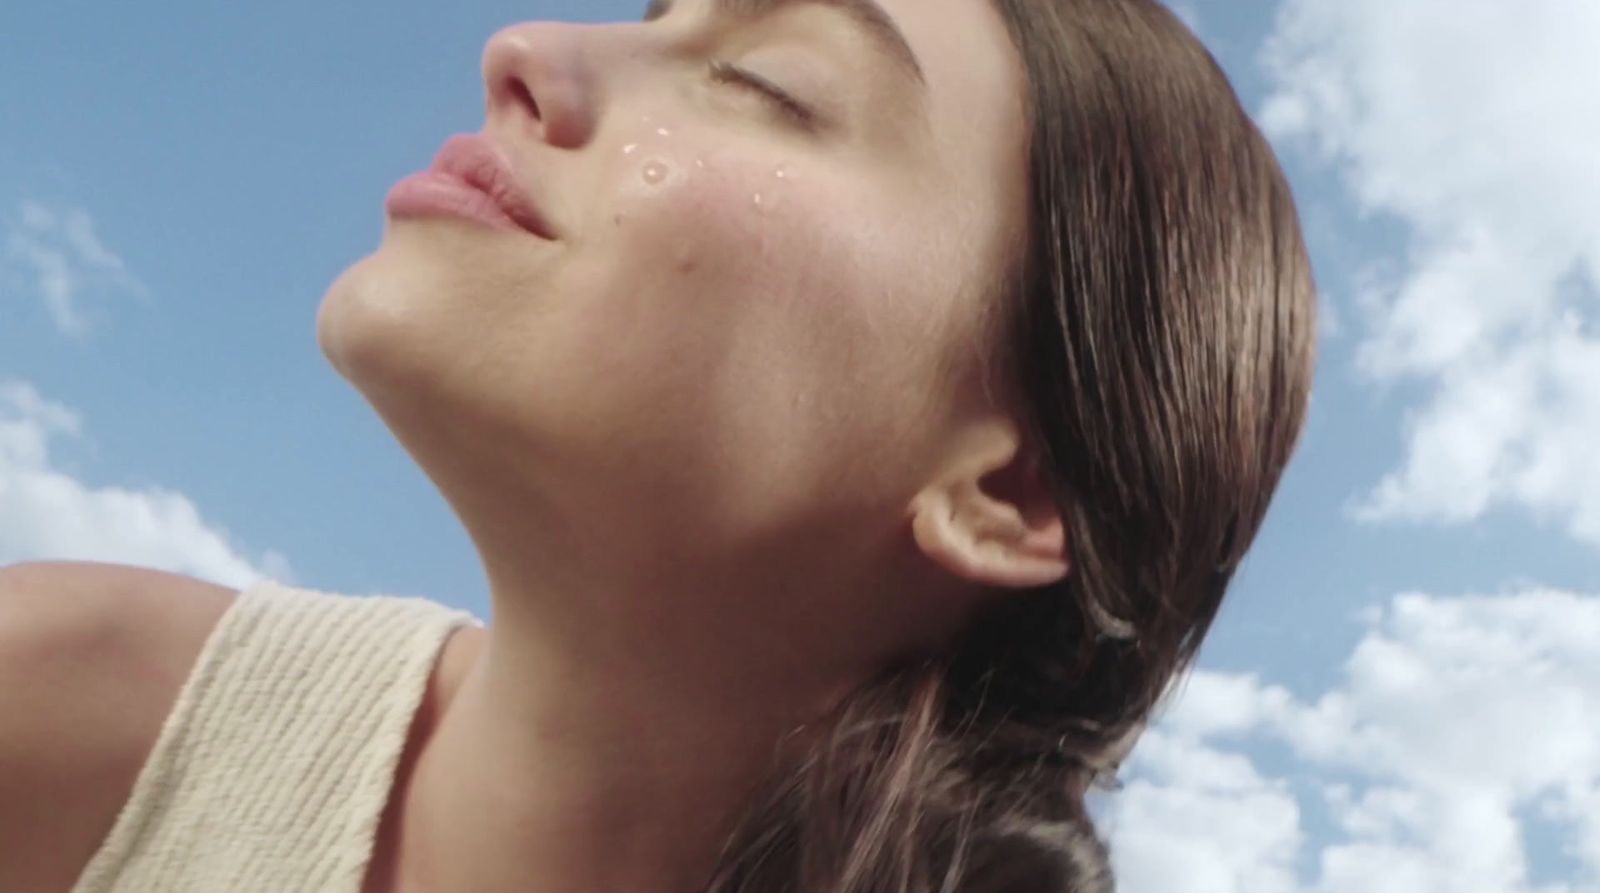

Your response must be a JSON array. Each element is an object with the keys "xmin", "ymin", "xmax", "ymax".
[
  {"xmin": 318, "ymin": 252, "xmax": 386, "ymax": 381},
  {"xmin": 316, "ymin": 248, "xmax": 450, "ymax": 403}
]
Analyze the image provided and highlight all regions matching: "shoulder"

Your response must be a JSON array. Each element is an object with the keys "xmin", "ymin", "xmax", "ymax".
[
  {"xmin": 0, "ymin": 561, "xmax": 239, "ymax": 728},
  {"xmin": 0, "ymin": 560, "xmax": 238, "ymax": 892},
  {"xmin": 0, "ymin": 558, "xmax": 237, "ymax": 649}
]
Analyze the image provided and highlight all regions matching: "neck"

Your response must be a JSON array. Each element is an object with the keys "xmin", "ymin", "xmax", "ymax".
[{"xmin": 383, "ymin": 498, "xmax": 905, "ymax": 893}]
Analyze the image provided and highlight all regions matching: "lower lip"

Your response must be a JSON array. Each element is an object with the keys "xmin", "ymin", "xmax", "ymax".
[{"xmin": 384, "ymin": 172, "xmax": 528, "ymax": 234}]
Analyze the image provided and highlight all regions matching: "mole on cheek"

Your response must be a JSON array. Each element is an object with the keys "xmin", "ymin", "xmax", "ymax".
[{"xmin": 673, "ymin": 242, "xmax": 700, "ymax": 274}]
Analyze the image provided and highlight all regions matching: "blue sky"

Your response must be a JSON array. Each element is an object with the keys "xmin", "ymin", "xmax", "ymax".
[{"xmin": 3, "ymin": 1, "xmax": 1597, "ymax": 890}]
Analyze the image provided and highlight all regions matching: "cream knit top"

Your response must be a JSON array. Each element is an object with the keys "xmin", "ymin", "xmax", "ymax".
[{"xmin": 69, "ymin": 580, "xmax": 484, "ymax": 893}]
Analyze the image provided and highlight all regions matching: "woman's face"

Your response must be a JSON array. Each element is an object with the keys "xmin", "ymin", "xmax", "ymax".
[{"xmin": 319, "ymin": 0, "xmax": 1029, "ymax": 550}]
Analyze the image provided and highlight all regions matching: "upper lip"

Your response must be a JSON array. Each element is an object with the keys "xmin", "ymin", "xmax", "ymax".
[{"xmin": 429, "ymin": 133, "xmax": 557, "ymax": 240}]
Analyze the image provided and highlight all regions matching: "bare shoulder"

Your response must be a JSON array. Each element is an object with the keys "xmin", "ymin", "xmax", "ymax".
[
  {"xmin": 0, "ymin": 559, "xmax": 237, "ymax": 651},
  {"xmin": 0, "ymin": 560, "xmax": 238, "ymax": 892}
]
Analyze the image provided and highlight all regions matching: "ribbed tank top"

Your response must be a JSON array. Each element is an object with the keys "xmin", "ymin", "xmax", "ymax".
[{"xmin": 68, "ymin": 579, "xmax": 484, "ymax": 893}]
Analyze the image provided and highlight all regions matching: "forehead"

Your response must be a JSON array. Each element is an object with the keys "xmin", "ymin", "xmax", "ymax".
[
  {"xmin": 867, "ymin": 0, "xmax": 1028, "ymax": 194},
  {"xmin": 876, "ymin": 0, "xmax": 1020, "ymax": 107},
  {"xmin": 881, "ymin": 0, "xmax": 1030, "ymax": 242},
  {"xmin": 831, "ymin": 0, "xmax": 1026, "ymax": 155}
]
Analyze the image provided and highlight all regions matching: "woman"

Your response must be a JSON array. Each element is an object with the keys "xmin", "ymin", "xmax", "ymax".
[{"xmin": 0, "ymin": 0, "xmax": 1315, "ymax": 890}]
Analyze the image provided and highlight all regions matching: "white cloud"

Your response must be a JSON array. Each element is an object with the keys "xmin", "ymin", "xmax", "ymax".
[
  {"xmin": 1102, "ymin": 588, "xmax": 1600, "ymax": 893},
  {"xmin": 1103, "ymin": 728, "xmax": 1304, "ymax": 893},
  {"xmin": 0, "ymin": 379, "xmax": 291, "ymax": 588},
  {"xmin": 1256, "ymin": 0, "xmax": 1600, "ymax": 547},
  {"xmin": 3, "ymin": 200, "xmax": 149, "ymax": 337}
]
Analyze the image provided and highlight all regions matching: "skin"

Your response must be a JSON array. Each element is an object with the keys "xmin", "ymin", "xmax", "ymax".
[{"xmin": 317, "ymin": 0, "xmax": 1068, "ymax": 890}]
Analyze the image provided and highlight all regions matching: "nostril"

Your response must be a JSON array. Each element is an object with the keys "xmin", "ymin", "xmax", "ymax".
[{"xmin": 506, "ymin": 76, "xmax": 541, "ymax": 121}]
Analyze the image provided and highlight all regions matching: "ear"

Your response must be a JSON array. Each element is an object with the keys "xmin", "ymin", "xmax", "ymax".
[{"xmin": 908, "ymin": 419, "xmax": 1070, "ymax": 590}]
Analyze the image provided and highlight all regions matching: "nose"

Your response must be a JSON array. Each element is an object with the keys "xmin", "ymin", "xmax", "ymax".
[{"xmin": 481, "ymin": 22, "xmax": 601, "ymax": 149}]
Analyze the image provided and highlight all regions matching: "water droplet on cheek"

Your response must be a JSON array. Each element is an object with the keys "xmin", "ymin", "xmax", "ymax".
[
  {"xmin": 756, "ymin": 164, "xmax": 793, "ymax": 213},
  {"xmin": 623, "ymin": 143, "xmax": 639, "ymax": 155},
  {"xmin": 656, "ymin": 127, "xmax": 672, "ymax": 137},
  {"xmin": 642, "ymin": 160, "xmax": 671, "ymax": 185}
]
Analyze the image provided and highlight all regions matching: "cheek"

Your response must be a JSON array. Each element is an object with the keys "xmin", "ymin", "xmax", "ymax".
[
  {"xmin": 572, "ymin": 141, "xmax": 850, "ymax": 388},
  {"xmin": 535, "ymin": 141, "xmax": 836, "ymax": 427},
  {"xmin": 602, "ymin": 146, "xmax": 951, "ymax": 459},
  {"xmin": 609, "ymin": 141, "xmax": 951, "ymax": 384},
  {"xmin": 605, "ymin": 144, "xmax": 806, "ymax": 281}
]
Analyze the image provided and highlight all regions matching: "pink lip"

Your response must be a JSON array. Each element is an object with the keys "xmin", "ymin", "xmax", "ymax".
[{"xmin": 384, "ymin": 134, "xmax": 556, "ymax": 240}]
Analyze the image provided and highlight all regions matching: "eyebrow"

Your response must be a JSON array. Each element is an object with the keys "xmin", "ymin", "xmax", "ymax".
[{"xmin": 643, "ymin": 0, "xmax": 927, "ymax": 91}]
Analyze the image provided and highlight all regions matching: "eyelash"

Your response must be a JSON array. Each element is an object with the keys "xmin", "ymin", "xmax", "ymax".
[{"xmin": 707, "ymin": 60, "xmax": 817, "ymax": 130}]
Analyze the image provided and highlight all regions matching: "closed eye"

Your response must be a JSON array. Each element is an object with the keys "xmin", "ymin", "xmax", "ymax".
[{"xmin": 708, "ymin": 61, "xmax": 818, "ymax": 130}]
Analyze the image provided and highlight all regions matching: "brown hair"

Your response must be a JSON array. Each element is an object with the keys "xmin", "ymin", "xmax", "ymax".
[{"xmin": 700, "ymin": 0, "xmax": 1318, "ymax": 889}]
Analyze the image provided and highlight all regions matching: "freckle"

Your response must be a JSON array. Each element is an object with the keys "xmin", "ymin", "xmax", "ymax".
[{"xmin": 623, "ymin": 143, "xmax": 639, "ymax": 155}]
